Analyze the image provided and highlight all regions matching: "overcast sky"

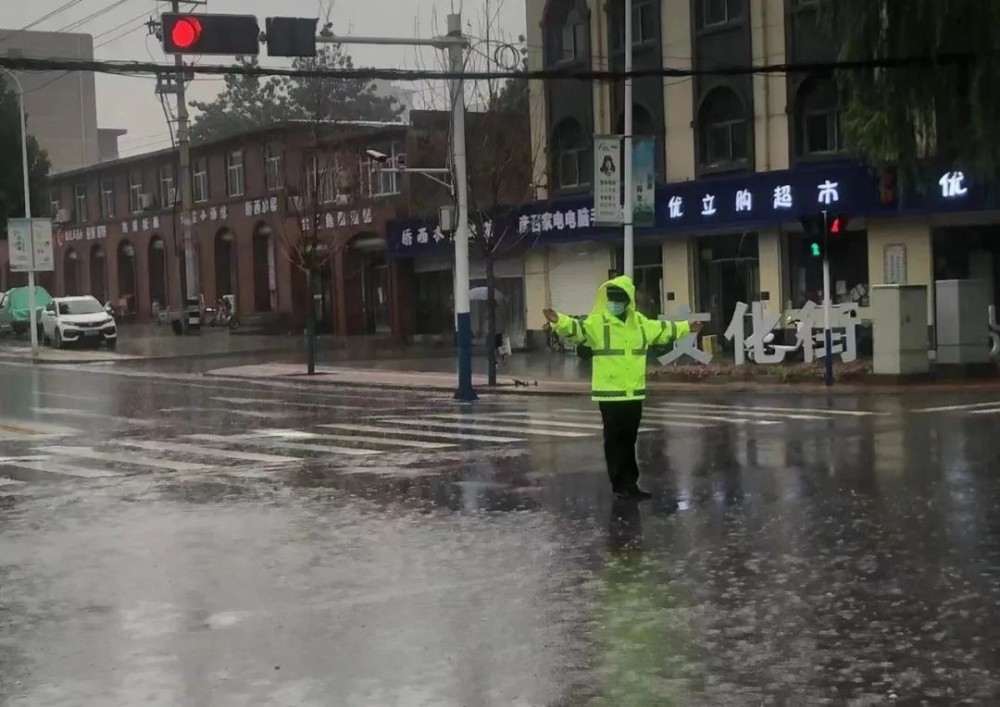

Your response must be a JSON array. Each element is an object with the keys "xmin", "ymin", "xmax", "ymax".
[{"xmin": 1, "ymin": 0, "xmax": 525, "ymax": 156}]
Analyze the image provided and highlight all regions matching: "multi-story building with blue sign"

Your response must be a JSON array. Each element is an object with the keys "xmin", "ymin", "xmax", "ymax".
[{"xmin": 390, "ymin": 0, "xmax": 1000, "ymax": 352}]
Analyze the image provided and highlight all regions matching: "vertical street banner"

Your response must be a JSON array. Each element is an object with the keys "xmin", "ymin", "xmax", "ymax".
[
  {"xmin": 632, "ymin": 137, "xmax": 656, "ymax": 228},
  {"xmin": 31, "ymin": 219, "xmax": 54, "ymax": 272},
  {"xmin": 6, "ymin": 219, "xmax": 31, "ymax": 272},
  {"xmin": 593, "ymin": 135, "xmax": 623, "ymax": 226}
]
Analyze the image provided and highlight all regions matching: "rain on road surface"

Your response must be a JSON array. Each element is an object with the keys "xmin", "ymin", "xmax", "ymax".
[{"xmin": 3, "ymin": 360, "xmax": 1000, "ymax": 705}]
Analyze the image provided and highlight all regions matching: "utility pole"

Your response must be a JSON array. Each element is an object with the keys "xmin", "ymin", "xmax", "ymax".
[
  {"xmin": 622, "ymin": 0, "xmax": 634, "ymax": 278},
  {"xmin": 821, "ymin": 210, "xmax": 833, "ymax": 387},
  {"xmin": 172, "ymin": 0, "xmax": 199, "ymax": 334}
]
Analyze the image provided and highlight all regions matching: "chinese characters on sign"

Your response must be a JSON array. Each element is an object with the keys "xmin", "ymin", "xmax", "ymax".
[
  {"xmin": 593, "ymin": 136, "xmax": 623, "ymax": 226},
  {"xmin": 517, "ymin": 207, "xmax": 596, "ymax": 236},
  {"xmin": 657, "ymin": 307, "xmax": 713, "ymax": 365},
  {"xmin": 244, "ymin": 197, "xmax": 280, "ymax": 217},
  {"xmin": 722, "ymin": 300, "xmax": 859, "ymax": 365},
  {"xmin": 939, "ymin": 171, "xmax": 968, "ymax": 198},
  {"xmin": 400, "ymin": 223, "xmax": 449, "ymax": 247},
  {"xmin": 56, "ymin": 225, "xmax": 108, "ymax": 246},
  {"xmin": 122, "ymin": 215, "xmax": 162, "ymax": 235}
]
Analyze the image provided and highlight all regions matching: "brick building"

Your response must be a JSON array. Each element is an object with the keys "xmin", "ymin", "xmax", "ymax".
[{"xmin": 18, "ymin": 119, "xmax": 440, "ymax": 338}]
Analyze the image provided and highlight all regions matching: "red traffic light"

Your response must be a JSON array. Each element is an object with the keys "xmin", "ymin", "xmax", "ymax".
[
  {"xmin": 830, "ymin": 217, "xmax": 842, "ymax": 234},
  {"xmin": 170, "ymin": 16, "xmax": 202, "ymax": 50}
]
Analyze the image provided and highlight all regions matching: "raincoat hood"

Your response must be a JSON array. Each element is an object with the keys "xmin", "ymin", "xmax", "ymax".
[{"xmin": 590, "ymin": 275, "xmax": 637, "ymax": 319}]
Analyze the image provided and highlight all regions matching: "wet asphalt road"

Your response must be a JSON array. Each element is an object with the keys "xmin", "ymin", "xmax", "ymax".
[{"xmin": 3, "ymin": 362, "xmax": 1000, "ymax": 705}]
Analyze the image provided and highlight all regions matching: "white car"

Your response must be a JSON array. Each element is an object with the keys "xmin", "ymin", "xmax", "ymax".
[{"xmin": 41, "ymin": 296, "xmax": 118, "ymax": 350}]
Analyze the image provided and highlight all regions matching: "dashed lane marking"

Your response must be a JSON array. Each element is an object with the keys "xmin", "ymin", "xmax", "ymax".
[{"xmin": 318, "ymin": 423, "xmax": 524, "ymax": 444}]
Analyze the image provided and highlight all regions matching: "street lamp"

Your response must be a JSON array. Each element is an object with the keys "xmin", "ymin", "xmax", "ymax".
[{"xmin": 0, "ymin": 67, "xmax": 39, "ymax": 358}]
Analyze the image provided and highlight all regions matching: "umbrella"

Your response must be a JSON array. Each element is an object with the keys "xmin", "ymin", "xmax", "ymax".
[{"xmin": 469, "ymin": 287, "xmax": 506, "ymax": 302}]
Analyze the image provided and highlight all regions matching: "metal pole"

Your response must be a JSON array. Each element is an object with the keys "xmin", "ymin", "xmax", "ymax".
[
  {"xmin": 448, "ymin": 13, "xmax": 476, "ymax": 402},
  {"xmin": 622, "ymin": 0, "xmax": 634, "ymax": 279},
  {"xmin": 173, "ymin": 0, "xmax": 196, "ymax": 335},
  {"xmin": 3, "ymin": 70, "xmax": 39, "ymax": 358},
  {"xmin": 822, "ymin": 211, "xmax": 833, "ymax": 387}
]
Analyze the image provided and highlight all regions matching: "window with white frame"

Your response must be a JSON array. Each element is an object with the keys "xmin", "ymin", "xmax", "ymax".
[
  {"xmin": 74, "ymin": 184, "xmax": 88, "ymax": 223},
  {"xmin": 265, "ymin": 143, "xmax": 283, "ymax": 191},
  {"xmin": 100, "ymin": 177, "xmax": 114, "ymax": 220},
  {"xmin": 359, "ymin": 144, "xmax": 403, "ymax": 198},
  {"xmin": 192, "ymin": 157, "xmax": 209, "ymax": 203},
  {"xmin": 128, "ymin": 171, "xmax": 144, "ymax": 213},
  {"xmin": 49, "ymin": 187, "xmax": 61, "ymax": 218},
  {"xmin": 158, "ymin": 164, "xmax": 176, "ymax": 207},
  {"xmin": 226, "ymin": 149, "xmax": 244, "ymax": 198},
  {"xmin": 311, "ymin": 155, "xmax": 337, "ymax": 204}
]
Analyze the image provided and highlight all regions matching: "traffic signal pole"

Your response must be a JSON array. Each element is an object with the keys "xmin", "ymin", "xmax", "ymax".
[
  {"xmin": 821, "ymin": 210, "xmax": 833, "ymax": 387},
  {"xmin": 317, "ymin": 17, "xmax": 476, "ymax": 401},
  {"xmin": 172, "ymin": 0, "xmax": 198, "ymax": 335}
]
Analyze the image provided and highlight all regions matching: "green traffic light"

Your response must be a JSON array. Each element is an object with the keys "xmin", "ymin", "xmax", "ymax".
[{"xmin": 810, "ymin": 242, "xmax": 821, "ymax": 257}]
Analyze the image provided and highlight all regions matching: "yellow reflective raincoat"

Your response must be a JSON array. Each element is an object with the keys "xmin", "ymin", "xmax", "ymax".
[{"xmin": 552, "ymin": 275, "xmax": 690, "ymax": 402}]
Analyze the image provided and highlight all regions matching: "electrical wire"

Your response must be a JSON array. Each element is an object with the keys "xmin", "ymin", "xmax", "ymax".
[
  {"xmin": 57, "ymin": 0, "xmax": 132, "ymax": 33},
  {"xmin": 94, "ymin": 8, "xmax": 157, "ymax": 40},
  {"xmin": 0, "ymin": 0, "xmax": 87, "ymax": 42}
]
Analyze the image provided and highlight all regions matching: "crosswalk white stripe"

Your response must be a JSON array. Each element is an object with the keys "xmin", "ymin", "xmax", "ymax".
[
  {"xmin": 645, "ymin": 407, "xmax": 825, "ymax": 421},
  {"xmin": 644, "ymin": 410, "xmax": 781, "ymax": 426},
  {"xmin": 421, "ymin": 413, "xmax": 627, "ymax": 432},
  {"xmin": 117, "ymin": 440, "xmax": 301, "ymax": 464},
  {"xmin": 969, "ymin": 407, "xmax": 1000, "ymax": 415},
  {"xmin": 32, "ymin": 407, "xmax": 158, "ymax": 426},
  {"xmin": 0, "ymin": 477, "xmax": 26, "ymax": 486},
  {"xmin": 380, "ymin": 418, "xmax": 591, "ymax": 438},
  {"xmin": 220, "ymin": 429, "xmax": 454, "ymax": 450},
  {"xmin": 45, "ymin": 447, "xmax": 213, "ymax": 473},
  {"xmin": 548, "ymin": 409, "xmax": 713, "ymax": 429},
  {"xmin": 211, "ymin": 396, "xmax": 365, "ymax": 411},
  {"xmin": 186, "ymin": 434, "xmax": 378, "ymax": 457},
  {"xmin": 653, "ymin": 402, "xmax": 874, "ymax": 417},
  {"xmin": 2, "ymin": 460, "xmax": 121, "ymax": 479},
  {"xmin": 318, "ymin": 423, "xmax": 524, "ymax": 444},
  {"xmin": 160, "ymin": 407, "xmax": 291, "ymax": 419},
  {"xmin": 916, "ymin": 401, "xmax": 1000, "ymax": 413}
]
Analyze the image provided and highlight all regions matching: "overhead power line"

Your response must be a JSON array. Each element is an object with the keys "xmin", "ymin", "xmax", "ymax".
[
  {"xmin": 0, "ymin": 0, "xmax": 87, "ymax": 42},
  {"xmin": 58, "ymin": 0, "xmax": 133, "ymax": 33},
  {"xmin": 94, "ymin": 9, "xmax": 157, "ymax": 40},
  {"xmin": 0, "ymin": 51, "xmax": 994, "ymax": 83}
]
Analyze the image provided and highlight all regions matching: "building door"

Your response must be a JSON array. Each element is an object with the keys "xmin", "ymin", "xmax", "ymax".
[
  {"xmin": 698, "ymin": 234, "xmax": 760, "ymax": 339},
  {"xmin": 252, "ymin": 229, "xmax": 275, "ymax": 313},
  {"xmin": 363, "ymin": 251, "xmax": 390, "ymax": 334},
  {"xmin": 148, "ymin": 237, "xmax": 167, "ymax": 313},
  {"xmin": 64, "ymin": 249, "xmax": 79, "ymax": 296},
  {"xmin": 215, "ymin": 230, "xmax": 236, "ymax": 301},
  {"xmin": 89, "ymin": 245, "xmax": 106, "ymax": 302}
]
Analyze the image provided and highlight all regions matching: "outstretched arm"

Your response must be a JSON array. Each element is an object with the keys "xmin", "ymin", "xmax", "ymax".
[
  {"xmin": 543, "ymin": 308, "xmax": 593, "ymax": 346},
  {"xmin": 639, "ymin": 314, "xmax": 701, "ymax": 347}
]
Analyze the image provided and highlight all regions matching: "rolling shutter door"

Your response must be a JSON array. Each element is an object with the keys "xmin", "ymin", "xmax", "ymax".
[{"xmin": 548, "ymin": 244, "xmax": 611, "ymax": 316}]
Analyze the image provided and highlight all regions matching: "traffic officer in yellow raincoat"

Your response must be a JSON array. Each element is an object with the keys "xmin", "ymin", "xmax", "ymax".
[{"xmin": 543, "ymin": 275, "xmax": 700, "ymax": 500}]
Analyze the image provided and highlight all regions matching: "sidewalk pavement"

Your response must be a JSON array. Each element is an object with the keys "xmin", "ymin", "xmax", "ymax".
[{"xmin": 206, "ymin": 354, "xmax": 1000, "ymax": 396}]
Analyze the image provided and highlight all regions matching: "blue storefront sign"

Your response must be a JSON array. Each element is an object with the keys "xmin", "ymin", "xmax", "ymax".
[{"xmin": 387, "ymin": 161, "xmax": 997, "ymax": 257}]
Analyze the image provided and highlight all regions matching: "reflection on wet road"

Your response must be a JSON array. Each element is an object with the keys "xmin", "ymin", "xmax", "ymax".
[{"xmin": 3, "ymin": 361, "xmax": 1000, "ymax": 705}]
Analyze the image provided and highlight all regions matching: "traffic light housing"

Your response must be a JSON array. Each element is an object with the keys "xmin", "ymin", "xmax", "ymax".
[
  {"xmin": 161, "ymin": 13, "xmax": 260, "ymax": 55},
  {"xmin": 265, "ymin": 17, "xmax": 319, "ymax": 57},
  {"xmin": 800, "ymin": 213, "xmax": 848, "ymax": 258}
]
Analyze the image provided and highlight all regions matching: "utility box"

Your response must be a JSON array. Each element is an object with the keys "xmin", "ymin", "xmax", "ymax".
[
  {"xmin": 935, "ymin": 279, "xmax": 991, "ymax": 364},
  {"xmin": 872, "ymin": 284, "xmax": 929, "ymax": 375}
]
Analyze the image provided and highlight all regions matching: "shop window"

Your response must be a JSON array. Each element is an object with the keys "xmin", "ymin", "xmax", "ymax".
[
  {"xmin": 613, "ymin": 1, "xmax": 657, "ymax": 47},
  {"xmin": 100, "ymin": 177, "xmax": 115, "ymax": 220},
  {"xmin": 158, "ymin": 164, "xmax": 176, "ymax": 208},
  {"xmin": 615, "ymin": 245, "xmax": 663, "ymax": 318},
  {"xmin": 551, "ymin": 119, "xmax": 591, "ymax": 190},
  {"xmin": 559, "ymin": 10, "xmax": 588, "ymax": 62},
  {"xmin": 415, "ymin": 270, "xmax": 454, "ymax": 335},
  {"xmin": 226, "ymin": 150, "xmax": 245, "ymax": 198},
  {"xmin": 697, "ymin": 0, "xmax": 743, "ymax": 29},
  {"xmin": 698, "ymin": 88, "xmax": 749, "ymax": 170},
  {"xmin": 192, "ymin": 157, "xmax": 209, "ymax": 203},
  {"xmin": 74, "ymin": 184, "xmax": 88, "ymax": 223},
  {"xmin": 797, "ymin": 77, "xmax": 844, "ymax": 157},
  {"xmin": 265, "ymin": 143, "xmax": 284, "ymax": 191},
  {"xmin": 545, "ymin": 1, "xmax": 588, "ymax": 65},
  {"xmin": 128, "ymin": 171, "xmax": 144, "ymax": 214}
]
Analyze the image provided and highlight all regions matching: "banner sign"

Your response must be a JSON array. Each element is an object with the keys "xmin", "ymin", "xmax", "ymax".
[
  {"xmin": 593, "ymin": 135, "xmax": 622, "ymax": 226},
  {"xmin": 632, "ymin": 137, "xmax": 656, "ymax": 228}
]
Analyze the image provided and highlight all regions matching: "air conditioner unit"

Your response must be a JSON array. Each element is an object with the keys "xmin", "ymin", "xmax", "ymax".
[
  {"xmin": 54, "ymin": 208, "xmax": 70, "ymax": 223},
  {"xmin": 139, "ymin": 193, "xmax": 154, "ymax": 210}
]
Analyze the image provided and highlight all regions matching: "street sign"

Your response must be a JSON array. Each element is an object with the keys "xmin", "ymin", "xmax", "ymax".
[
  {"xmin": 31, "ymin": 219, "xmax": 53, "ymax": 272},
  {"xmin": 7, "ymin": 218, "xmax": 54, "ymax": 272},
  {"xmin": 7, "ymin": 218, "xmax": 30, "ymax": 272}
]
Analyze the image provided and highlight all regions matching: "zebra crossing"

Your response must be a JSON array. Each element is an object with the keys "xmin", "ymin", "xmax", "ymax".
[
  {"xmin": 914, "ymin": 400, "xmax": 1000, "ymax": 416},
  {"xmin": 0, "ymin": 398, "xmax": 876, "ymax": 488}
]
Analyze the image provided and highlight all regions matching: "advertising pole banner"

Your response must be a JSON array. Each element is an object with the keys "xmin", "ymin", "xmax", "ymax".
[
  {"xmin": 632, "ymin": 137, "xmax": 656, "ymax": 228},
  {"xmin": 593, "ymin": 135, "xmax": 623, "ymax": 226}
]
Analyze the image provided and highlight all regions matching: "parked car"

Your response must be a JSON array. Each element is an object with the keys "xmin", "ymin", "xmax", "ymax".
[
  {"xmin": 0, "ymin": 286, "xmax": 52, "ymax": 336},
  {"xmin": 40, "ymin": 295, "xmax": 117, "ymax": 349}
]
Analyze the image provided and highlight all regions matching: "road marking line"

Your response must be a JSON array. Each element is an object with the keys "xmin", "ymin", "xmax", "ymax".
[
  {"xmin": 379, "ymin": 418, "xmax": 591, "ymax": 438},
  {"xmin": 117, "ymin": 440, "xmax": 301, "ymax": 464},
  {"xmin": 186, "ymin": 434, "xmax": 378, "ymax": 457},
  {"xmin": 969, "ymin": 407, "xmax": 1000, "ymax": 415},
  {"xmin": 32, "ymin": 407, "xmax": 158, "ymax": 426},
  {"xmin": 217, "ymin": 429, "xmax": 454, "ymax": 450},
  {"xmin": 45, "ymin": 447, "xmax": 212, "ymax": 473},
  {"xmin": 0, "ymin": 420, "xmax": 78, "ymax": 436},
  {"xmin": 2, "ymin": 461, "xmax": 121, "ymax": 479},
  {"xmin": 653, "ymin": 402, "xmax": 874, "ymax": 417},
  {"xmin": 210, "ymin": 396, "xmax": 365, "ymax": 411},
  {"xmin": 318, "ymin": 423, "xmax": 524, "ymax": 444},
  {"xmin": 453, "ymin": 412, "xmax": 653, "ymax": 432},
  {"xmin": 0, "ymin": 477, "xmax": 26, "ymax": 486},
  {"xmin": 549, "ymin": 409, "xmax": 713, "ymax": 429},
  {"xmin": 160, "ymin": 407, "xmax": 291, "ymax": 419},
  {"xmin": 915, "ymin": 401, "xmax": 1000, "ymax": 413},
  {"xmin": 643, "ymin": 410, "xmax": 782, "ymax": 426},
  {"xmin": 647, "ymin": 407, "xmax": 826, "ymax": 421}
]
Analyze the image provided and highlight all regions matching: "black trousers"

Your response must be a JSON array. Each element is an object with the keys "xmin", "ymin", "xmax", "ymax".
[{"xmin": 598, "ymin": 400, "xmax": 643, "ymax": 492}]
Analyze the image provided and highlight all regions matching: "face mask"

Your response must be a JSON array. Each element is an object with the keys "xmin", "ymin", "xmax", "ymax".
[{"xmin": 607, "ymin": 301, "xmax": 627, "ymax": 317}]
